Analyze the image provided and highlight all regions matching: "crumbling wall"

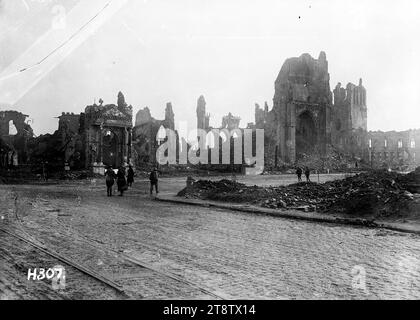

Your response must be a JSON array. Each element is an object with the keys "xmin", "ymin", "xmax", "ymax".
[
  {"xmin": 83, "ymin": 97, "xmax": 133, "ymax": 169},
  {"xmin": 165, "ymin": 103, "xmax": 175, "ymax": 130},
  {"xmin": 368, "ymin": 129, "xmax": 420, "ymax": 169},
  {"xmin": 133, "ymin": 103, "xmax": 177, "ymax": 166},
  {"xmin": 221, "ymin": 112, "xmax": 241, "ymax": 130},
  {"xmin": 135, "ymin": 107, "xmax": 153, "ymax": 126},
  {"xmin": 271, "ymin": 51, "xmax": 332, "ymax": 163},
  {"xmin": 57, "ymin": 112, "xmax": 84, "ymax": 168},
  {"xmin": 0, "ymin": 110, "xmax": 34, "ymax": 166},
  {"xmin": 331, "ymin": 79, "xmax": 368, "ymax": 160},
  {"xmin": 197, "ymin": 95, "xmax": 210, "ymax": 131},
  {"xmin": 255, "ymin": 102, "xmax": 269, "ymax": 128}
]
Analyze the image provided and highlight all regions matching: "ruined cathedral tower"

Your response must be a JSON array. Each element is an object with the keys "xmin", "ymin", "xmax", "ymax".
[
  {"xmin": 331, "ymin": 78, "xmax": 368, "ymax": 158},
  {"xmin": 272, "ymin": 51, "xmax": 332, "ymax": 163},
  {"xmin": 196, "ymin": 95, "xmax": 210, "ymax": 131},
  {"xmin": 164, "ymin": 102, "xmax": 175, "ymax": 130}
]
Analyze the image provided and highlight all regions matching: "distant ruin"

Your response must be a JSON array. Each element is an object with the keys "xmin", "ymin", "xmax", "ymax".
[
  {"xmin": 132, "ymin": 102, "xmax": 176, "ymax": 166},
  {"xmin": 1, "ymin": 52, "xmax": 419, "ymax": 172},
  {"xmin": 0, "ymin": 110, "xmax": 33, "ymax": 167}
]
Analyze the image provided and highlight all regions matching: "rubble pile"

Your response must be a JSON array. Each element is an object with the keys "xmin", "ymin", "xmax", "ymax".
[
  {"xmin": 178, "ymin": 168, "xmax": 420, "ymax": 217},
  {"xmin": 178, "ymin": 179, "xmax": 248, "ymax": 201},
  {"xmin": 397, "ymin": 167, "xmax": 420, "ymax": 193}
]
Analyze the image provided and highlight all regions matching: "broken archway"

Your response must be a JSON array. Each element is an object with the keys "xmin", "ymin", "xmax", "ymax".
[{"xmin": 295, "ymin": 111, "xmax": 318, "ymax": 159}]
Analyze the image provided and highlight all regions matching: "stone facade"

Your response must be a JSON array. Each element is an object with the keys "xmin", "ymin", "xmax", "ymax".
[
  {"xmin": 253, "ymin": 51, "xmax": 419, "ymax": 170},
  {"xmin": 331, "ymin": 79, "xmax": 368, "ymax": 160},
  {"xmin": 196, "ymin": 95, "xmax": 211, "ymax": 131},
  {"xmin": 0, "ymin": 110, "xmax": 33, "ymax": 167},
  {"xmin": 255, "ymin": 102, "xmax": 269, "ymax": 128},
  {"xmin": 132, "ymin": 102, "xmax": 176, "ymax": 166},
  {"xmin": 30, "ymin": 92, "xmax": 134, "ymax": 172},
  {"xmin": 57, "ymin": 112, "xmax": 83, "ymax": 168},
  {"xmin": 221, "ymin": 112, "xmax": 241, "ymax": 131},
  {"xmin": 367, "ymin": 129, "xmax": 420, "ymax": 169},
  {"xmin": 269, "ymin": 52, "xmax": 332, "ymax": 163},
  {"xmin": 83, "ymin": 94, "xmax": 133, "ymax": 172},
  {"xmin": 252, "ymin": 52, "xmax": 370, "ymax": 168}
]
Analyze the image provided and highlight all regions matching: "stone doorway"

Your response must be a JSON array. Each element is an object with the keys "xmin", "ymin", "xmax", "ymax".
[{"xmin": 102, "ymin": 129, "xmax": 119, "ymax": 168}]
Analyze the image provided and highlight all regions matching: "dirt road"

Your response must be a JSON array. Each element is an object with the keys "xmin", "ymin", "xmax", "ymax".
[{"xmin": 1, "ymin": 175, "xmax": 419, "ymax": 299}]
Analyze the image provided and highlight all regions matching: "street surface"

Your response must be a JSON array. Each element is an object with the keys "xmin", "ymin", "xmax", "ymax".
[{"xmin": 1, "ymin": 174, "xmax": 419, "ymax": 299}]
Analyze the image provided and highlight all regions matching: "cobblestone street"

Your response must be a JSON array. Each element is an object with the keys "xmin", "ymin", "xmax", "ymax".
[{"xmin": 1, "ymin": 175, "xmax": 420, "ymax": 299}]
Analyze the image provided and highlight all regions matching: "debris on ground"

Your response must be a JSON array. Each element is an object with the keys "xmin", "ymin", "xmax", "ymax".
[
  {"xmin": 397, "ymin": 166, "xmax": 420, "ymax": 194},
  {"xmin": 178, "ymin": 168, "xmax": 420, "ymax": 217}
]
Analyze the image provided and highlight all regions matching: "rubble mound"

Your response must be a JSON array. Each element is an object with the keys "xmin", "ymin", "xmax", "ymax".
[
  {"xmin": 397, "ymin": 167, "xmax": 420, "ymax": 193},
  {"xmin": 178, "ymin": 179, "xmax": 248, "ymax": 201},
  {"xmin": 178, "ymin": 168, "xmax": 420, "ymax": 217}
]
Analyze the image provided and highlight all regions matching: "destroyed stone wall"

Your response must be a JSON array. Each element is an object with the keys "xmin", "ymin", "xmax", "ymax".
[
  {"xmin": 165, "ymin": 103, "xmax": 175, "ymax": 130},
  {"xmin": 270, "ymin": 51, "xmax": 332, "ymax": 164},
  {"xmin": 255, "ymin": 102, "xmax": 269, "ymax": 128},
  {"xmin": 83, "ymin": 97, "xmax": 133, "ymax": 169},
  {"xmin": 221, "ymin": 112, "xmax": 241, "ymax": 130},
  {"xmin": 135, "ymin": 107, "xmax": 153, "ymax": 126},
  {"xmin": 133, "ymin": 120, "xmax": 161, "ymax": 165},
  {"xmin": 57, "ymin": 112, "xmax": 84, "ymax": 168},
  {"xmin": 197, "ymin": 95, "xmax": 211, "ymax": 131},
  {"xmin": 133, "ymin": 103, "xmax": 177, "ymax": 166},
  {"xmin": 331, "ymin": 79, "xmax": 368, "ymax": 159},
  {"xmin": 368, "ymin": 129, "xmax": 420, "ymax": 169},
  {"xmin": 0, "ymin": 110, "xmax": 34, "ymax": 166}
]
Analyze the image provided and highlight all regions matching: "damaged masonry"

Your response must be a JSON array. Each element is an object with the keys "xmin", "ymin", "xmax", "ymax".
[{"xmin": 1, "ymin": 52, "xmax": 419, "ymax": 174}]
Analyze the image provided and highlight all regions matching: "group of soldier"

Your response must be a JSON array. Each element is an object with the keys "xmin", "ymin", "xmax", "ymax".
[
  {"xmin": 104, "ymin": 165, "xmax": 160, "ymax": 197},
  {"xmin": 296, "ymin": 166, "xmax": 311, "ymax": 182}
]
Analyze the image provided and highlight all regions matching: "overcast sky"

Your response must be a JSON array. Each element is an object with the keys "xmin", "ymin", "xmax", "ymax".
[{"xmin": 0, "ymin": 0, "xmax": 419, "ymax": 135}]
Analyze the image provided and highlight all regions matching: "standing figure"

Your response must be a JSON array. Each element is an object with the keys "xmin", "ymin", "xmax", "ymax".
[
  {"xmin": 296, "ymin": 167, "xmax": 303, "ymax": 182},
  {"xmin": 42, "ymin": 161, "xmax": 49, "ymax": 181},
  {"xmin": 127, "ymin": 165, "xmax": 134, "ymax": 187},
  {"xmin": 117, "ymin": 166, "xmax": 127, "ymax": 196},
  {"xmin": 149, "ymin": 167, "xmax": 160, "ymax": 195},
  {"xmin": 105, "ymin": 166, "xmax": 116, "ymax": 197},
  {"xmin": 304, "ymin": 167, "xmax": 311, "ymax": 182}
]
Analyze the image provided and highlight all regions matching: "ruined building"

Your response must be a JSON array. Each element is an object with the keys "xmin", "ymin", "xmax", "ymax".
[
  {"xmin": 132, "ymin": 102, "xmax": 176, "ymax": 165},
  {"xmin": 253, "ymin": 51, "xmax": 419, "ymax": 169},
  {"xmin": 255, "ymin": 102, "xmax": 269, "ymax": 128},
  {"xmin": 222, "ymin": 113, "xmax": 241, "ymax": 131},
  {"xmin": 367, "ymin": 129, "xmax": 420, "ymax": 169},
  {"xmin": 196, "ymin": 95, "xmax": 211, "ymax": 131},
  {"xmin": 25, "ymin": 92, "xmax": 134, "ymax": 172},
  {"xmin": 82, "ymin": 92, "xmax": 133, "ymax": 172},
  {"xmin": 196, "ymin": 95, "xmax": 242, "ymax": 131},
  {"xmin": 0, "ymin": 110, "xmax": 34, "ymax": 167},
  {"xmin": 269, "ymin": 52, "xmax": 332, "ymax": 164},
  {"xmin": 252, "ymin": 52, "xmax": 368, "ymax": 167},
  {"xmin": 331, "ymin": 80, "xmax": 368, "ymax": 159}
]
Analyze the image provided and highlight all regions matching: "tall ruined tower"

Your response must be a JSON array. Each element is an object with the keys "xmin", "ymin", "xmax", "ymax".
[
  {"xmin": 165, "ymin": 102, "xmax": 175, "ymax": 130},
  {"xmin": 332, "ymin": 78, "xmax": 368, "ymax": 157},
  {"xmin": 272, "ymin": 51, "xmax": 332, "ymax": 163},
  {"xmin": 196, "ymin": 95, "xmax": 210, "ymax": 131}
]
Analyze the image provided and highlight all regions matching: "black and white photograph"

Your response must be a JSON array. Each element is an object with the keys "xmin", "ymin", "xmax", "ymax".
[{"xmin": 0, "ymin": 0, "xmax": 419, "ymax": 307}]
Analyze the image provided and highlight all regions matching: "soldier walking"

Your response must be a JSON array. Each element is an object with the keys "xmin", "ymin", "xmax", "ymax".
[
  {"xmin": 149, "ymin": 167, "xmax": 160, "ymax": 195},
  {"xmin": 296, "ymin": 167, "xmax": 303, "ymax": 182},
  {"xmin": 304, "ymin": 167, "xmax": 311, "ymax": 182},
  {"xmin": 127, "ymin": 165, "xmax": 134, "ymax": 187},
  {"xmin": 117, "ymin": 166, "xmax": 127, "ymax": 196},
  {"xmin": 105, "ymin": 166, "xmax": 116, "ymax": 197}
]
